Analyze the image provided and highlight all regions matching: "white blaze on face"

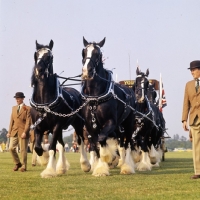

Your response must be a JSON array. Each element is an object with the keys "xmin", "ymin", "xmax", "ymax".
[
  {"xmin": 82, "ymin": 45, "xmax": 94, "ymax": 77},
  {"xmin": 37, "ymin": 48, "xmax": 49, "ymax": 64},
  {"xmin": 141, "ymin": 79, "xmax": 145, "ymax": 100}
]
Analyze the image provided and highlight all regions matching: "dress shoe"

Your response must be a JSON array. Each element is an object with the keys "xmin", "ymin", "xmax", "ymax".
[
  {"xmin": 32, "ymin": 164, "xmax": 36, "ymax": 167},
  {"xmin": 13, "ymin": 163, "xmax": 22, "ymax": 171},
  {"xmin": 190, "ymin": 174, "xmax": 200, "ymax": 179},
  {"xmin": 20, "ymin": 168, "xmax": 26, "ymax": 172}
]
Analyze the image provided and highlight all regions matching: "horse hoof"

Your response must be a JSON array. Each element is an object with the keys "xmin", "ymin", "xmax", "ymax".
[{"xmin": 35, "ymin": 146, "xmax": 43, "ymax": 156}]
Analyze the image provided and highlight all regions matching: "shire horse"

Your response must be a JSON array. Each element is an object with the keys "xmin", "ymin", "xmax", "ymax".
[
  {"xmin": 147, "ymin": 79, "xmax": 166, "ymax": 160},
  {"xmin": 132, "ymin": 67, "xmax": 163, "ymax": 171},
  {"xmin": 30, "ymin": 40, "xmax": 90, "ymax": 178},
  {"xmin": 81, "ymin": 37, "xmax": 136, "ymax": 176}
]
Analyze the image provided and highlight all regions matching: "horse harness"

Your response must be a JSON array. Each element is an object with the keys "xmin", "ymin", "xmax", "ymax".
[
  {"xmin": 30, "ymin": 75, "xmax": 84, "ymax": 129},
  {"xmin": 81, "ymin": 71, "xmax": 134, "ymax": 130}
]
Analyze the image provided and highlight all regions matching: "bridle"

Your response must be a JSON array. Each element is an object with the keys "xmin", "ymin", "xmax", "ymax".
[
  {"xmin": 35, "ymin": 48, "xmax": 53, "ymax": 79},
  {"xmin": 83, "ymin": 44, "xmax": 102, "ymax": 78},
  {"xmin": 135, "ymin": 75, "xmax": 149, "ymax": 103}
]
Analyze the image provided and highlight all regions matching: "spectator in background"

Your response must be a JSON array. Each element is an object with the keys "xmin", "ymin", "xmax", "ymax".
[{"xmin": 65, "ymin": 142, "xmax": 69, "ymax": 152}]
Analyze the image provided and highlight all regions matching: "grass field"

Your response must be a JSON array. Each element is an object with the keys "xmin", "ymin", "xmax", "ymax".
[{"xmin": 0, "ymin": 151, "xmax": 200, "ymax": 200}]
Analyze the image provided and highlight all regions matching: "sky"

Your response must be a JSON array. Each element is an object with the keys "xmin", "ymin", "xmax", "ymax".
[{"xmin": 1, "ymin": 0, "xmax": 200, "ymax": 138}]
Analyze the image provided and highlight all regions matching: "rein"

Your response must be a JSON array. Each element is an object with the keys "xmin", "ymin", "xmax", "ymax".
[{"xmin": 57, "ymin": 74, "xmax": 83, "ymax": 86}]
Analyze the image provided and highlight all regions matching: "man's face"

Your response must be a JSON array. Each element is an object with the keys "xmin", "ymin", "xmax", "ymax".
[
  {"xmin": 190, "ymin": 68, "xmax": 200, "ymax": 79},
  {"xmin": 15, "ymin": 98, "xmax": 24, "ymax": 105}
]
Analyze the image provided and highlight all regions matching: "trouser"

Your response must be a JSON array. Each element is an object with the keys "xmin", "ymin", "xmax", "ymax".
[
  {"xmin": 190, "ymin": 117, "xmax": 200, "ymax": 175},
  {"xmin": 9, "ymin": 134, "xmax": 29, "ymax": 169}
]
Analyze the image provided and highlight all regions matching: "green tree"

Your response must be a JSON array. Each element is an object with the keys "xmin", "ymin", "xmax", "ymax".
[
  {"xmin": 165, "ymin": 138, "xmax": 192, "ymax": 150},
  {"xmin": 0, "ymin": 128, "xmax": 8, "ymax": 142}
]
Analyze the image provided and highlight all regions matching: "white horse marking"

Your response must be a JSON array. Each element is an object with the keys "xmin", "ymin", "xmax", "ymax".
[
  {"xmin": 37, "ymin": 48, "xmax": 51, "ymax": 64},
  {"xmin": 82, "ymin": 45, "xmax": 94, "ymax": 78}
]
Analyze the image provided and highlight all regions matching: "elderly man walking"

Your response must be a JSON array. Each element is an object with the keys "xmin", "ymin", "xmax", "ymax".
[
  {"xmin": 7, "ymin": 92, "xmax": 31, "ymax": 172},
  {"xmin": 182, "ymin": 60, "xmax": 200, "ymax": 179}
]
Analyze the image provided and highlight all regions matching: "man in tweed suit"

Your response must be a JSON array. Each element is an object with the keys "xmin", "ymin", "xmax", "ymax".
[
  {"xmin": 7, "ymin": 92, "xmax": 31, "ymax": 172},
  {"xmin": 182, "ymin": 60, "xmax": 200, "ymax": 179}
]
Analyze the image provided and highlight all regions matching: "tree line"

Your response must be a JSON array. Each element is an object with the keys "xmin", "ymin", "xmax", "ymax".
[
  {"xmin": 0, "ymin": 128, "xmax": 192, "ymax": 150},
  {"xmin": 165, "ymin": 134, "xmax": 192, "ymax": 150}
]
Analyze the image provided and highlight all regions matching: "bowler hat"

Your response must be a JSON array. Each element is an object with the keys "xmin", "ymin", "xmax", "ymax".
[
  {"xmin": 14, "ymin": 92, "xmax": 25, "ymax": 98},
  {"xmin": 188, "ymin": 60, "xmax": 200, "ymax": 70}
]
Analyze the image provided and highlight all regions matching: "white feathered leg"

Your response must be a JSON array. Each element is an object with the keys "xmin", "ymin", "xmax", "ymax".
[
  {"xmin": 40, "ymin": 150, "xmax": 57, "ymax": 178},
  {"xmin": 120, "ymin": 145, "xmax": 135, "ymax": 174},
  {"xmin": 149, "ymin": 144, "xmax": 160, "ymax": 167},
  {"xmin": 117, "ymin": 146, "xmax": 125, "ymax": 167},
  {"xmin": 136, "ymin": 150, "xmax": 152, "ymax": 171},
  {"xmin": 131, "ymin": 146, "xmax": 142, "ymax": 168},
  {"xmin": 56, "ymin": 142, "xmax": 69, "ymax": 175},
  {"xmin": 89, "ymin": 151, "xmax": 98, "ymax": 172},
  {"xmin": 79, "ymin": 140, "xmax": 91, "ymax": 172},
  {"xmin": 100, "ymin": 138, "xmax": 117, "ymax": 163},
  {"xmin": 92, "ymin": 157, "xmax": 110, "ymax": 176}
]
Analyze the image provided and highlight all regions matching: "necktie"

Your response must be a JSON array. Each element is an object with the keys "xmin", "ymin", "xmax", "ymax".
[
  {"xmin": 196, "ymin": 79, "xmax": 199, "ymax": 92},
  {"xmin": 17, "ymin": 106, "xmax": 20, "ymax": 114}
]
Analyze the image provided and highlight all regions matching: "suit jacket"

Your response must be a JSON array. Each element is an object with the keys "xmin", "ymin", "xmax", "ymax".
[
  {"xmin": 8, "ymin": 104, "xmax": 31, "ymax": 137},
  {"xmin": 182, "ymin": 80, "xmax": 200, "ymax": 125}
]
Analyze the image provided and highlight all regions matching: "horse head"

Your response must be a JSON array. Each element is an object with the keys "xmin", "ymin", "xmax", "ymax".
[
  {"xmin": 147, "ymin": 81, "xmax": 157, "ymax": 105},
  {"xmin": 81, "ymin": 37, "xmax": 106, "ymax": 80},
  {"xmin": 32, "ymin": 40, "xmax": 54, "ymax": 85},
  {"xmin": 134, "ymin": 67, "xmax": 149, "ymax": 103}
]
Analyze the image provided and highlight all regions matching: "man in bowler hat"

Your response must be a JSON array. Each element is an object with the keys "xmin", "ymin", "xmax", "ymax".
[
  {"xmin": 7, "ymin": 92, "xmax": 31, "ymax": 172},
  {"xmin": 182, "ymin": 60, "xmax": 200, "ymax": 179}
]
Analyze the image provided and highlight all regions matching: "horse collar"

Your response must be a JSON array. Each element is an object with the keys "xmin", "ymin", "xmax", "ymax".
[
  {"xmin": 30, "ymin": 76, "xmax": 63, "ymax": 112},
  {"xmin": 80, "ymin": 70, "xmax": 114, "ymax": 104}
]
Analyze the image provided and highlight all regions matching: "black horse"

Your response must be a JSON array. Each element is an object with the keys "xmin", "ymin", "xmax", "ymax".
[
  {"xmin": 147, "ymin": 79, "xmax": 166, "ymax": 160},
  {"xmin": 132, "ymin": 67, "xmax": 163, "ymax": 171},
  {"xmin": 81, "ymin": 37, "xmax": 136, "ymax": 176},
  {"xmin": 30, "ymin": 40, "xmax": 90, "ymax": 178}
]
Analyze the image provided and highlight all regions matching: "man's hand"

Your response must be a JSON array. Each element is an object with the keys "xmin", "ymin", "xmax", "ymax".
[
  {"xmin": 21, "ymin": 132, "xmax": 26, "ymax": 139},
  {"xmin": 182, "ymin": 121, "xmax": 189, "ymax": 131},
  {"xmin": 6, "ymin": 133, "xmax": 10, "ymax": 138}
]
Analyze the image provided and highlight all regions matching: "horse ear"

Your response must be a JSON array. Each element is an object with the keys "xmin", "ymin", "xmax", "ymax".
[
  {"xmin": 36, "ymin": 40, "xmax": 40, "ymax": 50},
  {"xmin": 98, "ymin": 37, "xmax": 106, "ymax": 48},
  {"xmin": 49, "ymin": 40, "xmax": 54, "ymax": 50},
  {"xmin": 83, "ymin": 37, "xmax": 89, "ymax": 47},
  {"xmin": 146, "ymin": 69, "xmax": 149, "ymax": 77},
  {"xmin": 34, "ymin": 52, "xmax": 37, "ymax": 63},
  {"xmin": 136, "ymin": 66, "xmax": 140, "ymax": 75}
]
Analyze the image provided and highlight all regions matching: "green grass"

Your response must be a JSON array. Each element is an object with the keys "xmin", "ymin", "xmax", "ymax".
[{"xmin": 0, "ymin": 152, "xmax": 200, "ymax": 200}]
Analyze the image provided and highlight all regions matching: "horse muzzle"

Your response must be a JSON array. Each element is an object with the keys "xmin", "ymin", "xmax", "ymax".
[{"xmin": 81, "ymin": 69, "xmax": 94, "ymax": 80}]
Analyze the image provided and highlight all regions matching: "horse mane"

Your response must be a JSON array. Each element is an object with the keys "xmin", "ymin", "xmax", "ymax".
[{"xmin": 31, "ymin": 67, "xmax": 36, "ymax": 87}]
